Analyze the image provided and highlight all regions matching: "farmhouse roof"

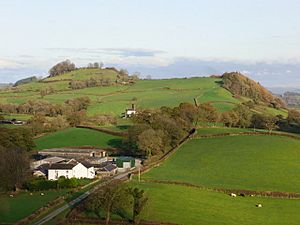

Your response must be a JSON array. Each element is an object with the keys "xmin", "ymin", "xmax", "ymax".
[
  {"xmin": 42, "ymin": 156, "xmax": 66, "ymax": 164},
  {"xmin": 49, "ymin": 163, "xmax": 76, "ymax": 170},
  {"xmin": 104, "ymin": 164, "xmax": 117, "ymax": 172},
  {"xmin": 39, "ymin": 148, "xmax": 105, "ymax": 154},
  {"xmin": 81, "ymin": 161, "xmax": 93, "ymax": 168},
  {"xmin": 36, "ymin": 163, "xmax": 50, "ymax": 175},
  {"xmin": 95, "ymin": 162, "xmax": 117, "ymax": 172}
]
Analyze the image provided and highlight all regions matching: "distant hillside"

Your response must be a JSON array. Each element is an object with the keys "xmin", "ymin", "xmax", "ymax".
[
  {"xmin": 222, "ymin": 72, "xmax": 285, "ymax": 109},
  {"xmin": 0, "ymin": 83, "xmax": 12, "ymax": 89},
  {"xmin": 282, "ymin": 92, "xmax": 300, "ymax": 107},
  {"xmin": 14, "ymin": 76, "xmax": 37, "ymax": 86}
]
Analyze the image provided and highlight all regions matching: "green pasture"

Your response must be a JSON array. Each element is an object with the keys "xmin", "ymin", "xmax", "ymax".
[
  {"xmin": 143, "ymin": 135, "xmax": 300, "ymax": 193},
  {"xmin": 0, "ymin": 190, "xmax": 68, "ymax": 224},
  {"xmin": 130, "ymin": 181, "xmax": 300, "ymax": 225},
  {"xmin": 196, "ymin": 127, "xmax": 255, "ymax": 135},
  {"xmin": 34, "ymin": 128, "xmax": 123, "ymax": 150}
]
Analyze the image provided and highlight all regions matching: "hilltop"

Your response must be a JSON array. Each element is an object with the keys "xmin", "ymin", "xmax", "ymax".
[{"xmin": 221, "ymin": 72, "xmax": 286, "ymax": 108}]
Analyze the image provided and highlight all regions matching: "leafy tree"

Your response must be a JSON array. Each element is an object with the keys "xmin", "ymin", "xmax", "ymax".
[
  {"xmin": 0, "ymin": 127, "xmax": 35, "ymax": 151},
  {"xmin": 65, "ymin": 97, "xmax": 91, "ymax": 111},
  {"xmin": 137, "ymin": 129, "xmax": 164, "ymax": 157},
  {"xmin": 221, "ymin": 111, "xmax": 239, "ymax": 127},
  {"xmin": 198, "ymin": 103, "xmax": 219, "ymax": 125},
  {"xmin": 86, "ymin": 182, "xmax": 129, "ymax": 225},
  {"xmin": 127, "ymin": 187, "xmax": 148, "ymax": 224},
  {"xmin": 66, "ymin": 110, "xmax": 87, "ymax": 127},
  {"xmin": 233, "ymin": 104, "xmax": 252, "ymax": 128},
  {"xmin": 0, "ymin": 147, "xmax": 30, "ymax": 191},
  {"xmin": 251, "ymin": 113, "xmax": 279, "ymax": 133},
  {"xmin": 265, "ymin": 116, "xmax": 279, "ymax": 134},
  {"xmin": 287, "ymin": 109, "xmax": 300, "ymax": 124}
]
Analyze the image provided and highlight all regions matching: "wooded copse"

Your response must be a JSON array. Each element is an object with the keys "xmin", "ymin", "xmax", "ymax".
[
  {"xmin": 0, "ymin": 96, "xmax": 91, "ymax": 116},
  {"xmin": 48, "ymin": 60, "xmax": 139, "ymax": 88}
]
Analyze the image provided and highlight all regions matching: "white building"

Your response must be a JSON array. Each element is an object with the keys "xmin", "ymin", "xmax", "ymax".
[
  {"xmin": 48, "ymin": 161, "xmax": 95, "ymax": 180},
  {"xmin": 124, "ymin": 104, "xmax": 136, "ymax": 118}
]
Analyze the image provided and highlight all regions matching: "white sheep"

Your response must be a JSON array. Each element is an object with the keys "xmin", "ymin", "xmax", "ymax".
[{"xmin": 230, "ymin": 193, "xmax": 237, "ymax": 197}]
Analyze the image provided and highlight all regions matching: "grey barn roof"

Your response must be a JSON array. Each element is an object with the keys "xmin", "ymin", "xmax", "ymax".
[
  {"xmin": 39, "ymin": 148, "xmax": 105, "ymax": 153},
  {"xmin": 49, "ymin": 163, "xmax": 76, "ymax": 170}
]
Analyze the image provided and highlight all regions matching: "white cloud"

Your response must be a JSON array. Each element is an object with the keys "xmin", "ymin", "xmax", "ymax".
[{"xmin": 0, "ymin": 59, "xmax": 22, "ymax": 69}]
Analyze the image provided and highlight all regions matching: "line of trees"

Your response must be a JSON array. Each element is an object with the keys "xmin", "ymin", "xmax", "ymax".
[
  {"xmin": 69, "ymin": 77, "xmax": 115, "ymax": 89},
  {"xmin": 127, "ymin": 102, "xmax": 300, "ymax": 159},
  {"xmin": 69, "ymin": 69, "xmax": 139, "ymax": 90},
  {"xmin": 0, "ymin": 97, "xmax": 91, "ymax": 117}
]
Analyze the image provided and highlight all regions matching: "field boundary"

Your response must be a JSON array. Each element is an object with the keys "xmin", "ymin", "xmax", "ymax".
[
  {"xmin": 58, "ymin": 216, "xmax": 181, "ymax": 225},
  {"xmin": 142, "ymin": 180, "xmax": 300, "ymax": 199},
  {"xmin": 193, "ymin": 131, "xmax": 300, "ymax": 140},
  {"xmin": 76, "ymin": 125, "xmax": 128, "ymax": 137}
]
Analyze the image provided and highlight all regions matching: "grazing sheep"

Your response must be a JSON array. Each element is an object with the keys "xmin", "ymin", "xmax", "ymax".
[
  {"xmin": 250, "ymin": 194, "xmax": 254, "ymax": 197},
  {"xmin": 230, "ymin": 193, "xmax": 237, "ymax": 197},
  {"xmin": 40, "ymin": 193, "xmax": 45, "ymax": 196},
  {"xmin": 9, "ymin": 194, "xmax": 13, "ymax": 197},
  {"xmin": 256, "ymin": 203, "xmax": 263, "ymax": 208}
]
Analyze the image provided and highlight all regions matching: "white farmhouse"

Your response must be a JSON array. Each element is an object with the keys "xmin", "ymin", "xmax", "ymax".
[
  {"xmin": 48, "ymin": 161, "xmax": 95, "ymax": 180},
  {"xmin": 124, "ymin": 104, "xmax": 136, "ymax": 118}
]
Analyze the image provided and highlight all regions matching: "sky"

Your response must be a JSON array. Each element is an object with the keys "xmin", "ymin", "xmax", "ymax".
[{"xmin": 0, "ymin": 0, "xmax": 300, "ymax": 89}]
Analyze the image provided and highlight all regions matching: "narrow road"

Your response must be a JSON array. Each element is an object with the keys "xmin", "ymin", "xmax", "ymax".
[{"xmin": 33, "ymin": 172, "xmax": 130, "ymax": 225}]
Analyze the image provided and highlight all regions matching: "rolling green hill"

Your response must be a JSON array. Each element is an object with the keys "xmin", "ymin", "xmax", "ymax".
[{"xmin": 0, "ymin": 69, "xmax": 286, "ymax": 117}]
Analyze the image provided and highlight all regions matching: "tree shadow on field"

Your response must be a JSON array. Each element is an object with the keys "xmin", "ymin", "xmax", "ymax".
[
  {"xmin": 116, "ymin": 125, "xmax": 130, "ymax": 130},
  {"xmin": 107, "ymin": 139, "xmax": 124, "ymax": 149},
  {"xmin": 215, "ymin": 80, "xmax": 224, "ymax": 85}
]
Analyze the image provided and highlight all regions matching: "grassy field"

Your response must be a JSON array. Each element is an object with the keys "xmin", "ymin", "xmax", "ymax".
[
  {"xmin": 0, "ymin": 190, "xmax": 68, "ymax": 224},
  {"xmin": 129, "ymin": 181, "xmax": 300, "ymax": 225},
  {"xmin": 34, "ymin": 128, "xmax": 123, "ymax": 150},
  {"xmin": 143, "ymin": 135, "xmax": 300, "ymax": 193}
]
